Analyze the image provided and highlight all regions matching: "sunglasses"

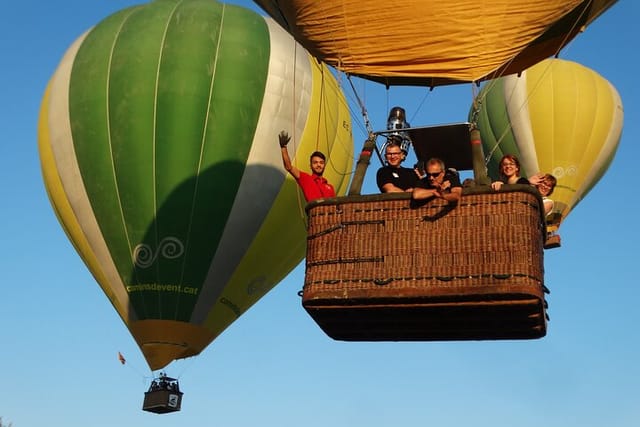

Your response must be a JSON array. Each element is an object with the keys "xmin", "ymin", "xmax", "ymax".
[{"xmin": 426, "ymin": 171, "xmax": 442, "ymax": 178}]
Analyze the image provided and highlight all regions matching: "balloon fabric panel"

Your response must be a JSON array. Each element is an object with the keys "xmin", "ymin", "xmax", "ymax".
[{"xmin": 253, "ymin": 0, "xmax": 617, "ymax": 85}]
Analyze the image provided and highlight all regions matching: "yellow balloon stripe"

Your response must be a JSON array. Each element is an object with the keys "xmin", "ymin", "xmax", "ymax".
[
  {"xmin": 316, "ymin": 61, "xmax": 354, "ymax": 196},
  {"xmin": 527, "ymin": 61, "xmax": 588, "ymax": 215},
  {"xmin": 41, "ymin": 33, "xmax": 134, "ymax": 323},
  {"xmin": 569, "ymin": 78, "xmax": 622, "ymax": 211},
  {"xmin": 38, "ymin": 85, "xmax": 114, "ymax": 294}
]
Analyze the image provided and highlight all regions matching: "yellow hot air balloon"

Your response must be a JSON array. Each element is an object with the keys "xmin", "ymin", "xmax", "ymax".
[
  {"xmin": 38, "ymin": 0, "xmax": 353, "ymax": 371},
  {"xmin": 472, "ymin": 58, "xmax": 623, "ymax": 226}
]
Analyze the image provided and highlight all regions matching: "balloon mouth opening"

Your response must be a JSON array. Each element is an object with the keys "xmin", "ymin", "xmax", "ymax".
[
  {"xmin": 130, "ymin": 320, "xmax": 216, "ymax": 371},
  {"xmin": 140, "ymin": 342, "xmax": 199, "ymax": 371}
]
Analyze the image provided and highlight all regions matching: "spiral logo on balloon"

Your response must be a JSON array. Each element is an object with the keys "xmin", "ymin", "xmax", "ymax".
[
  {"xmin": 133, "ymin": 237, "xmax": 185, "ymax": 268},
  {"xmin": 551, "ymin": 165, "xmax": 578, "ymax": 179}
]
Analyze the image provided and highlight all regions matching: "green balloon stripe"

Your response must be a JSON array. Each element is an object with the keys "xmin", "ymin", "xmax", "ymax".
[
  {"xmin": 478, "ymin": 79, "xmax": 521, "ymax": 178},
  {"xmin": 154, "ymin": 3, "xmax": 270, "ymax": 320},
  {"xmin": 69, "ymin": 0, "xmax": 270, "ymax": 321},
  {"xmin": 69, "ymin": 6, "xmax": 147, "ymax": 289}
]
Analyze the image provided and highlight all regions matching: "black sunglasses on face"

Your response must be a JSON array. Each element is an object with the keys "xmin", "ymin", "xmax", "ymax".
[{"xmin": 426, "ymin": 171, "xmax": 442, "ymax": 178}]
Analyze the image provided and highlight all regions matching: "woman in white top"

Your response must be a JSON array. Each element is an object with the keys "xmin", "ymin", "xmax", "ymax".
[{"xmin": 529, "ymin": 173, "xmax": 557, "ymax": 216}]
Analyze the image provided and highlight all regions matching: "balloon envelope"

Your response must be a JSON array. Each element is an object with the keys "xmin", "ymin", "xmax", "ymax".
[
  {"xmin": 472, "ymin": 58, "xmax": 623, "ymax": 225},
  {"xmin": 253, "ymin": 0, "xmax": 617, "ymax": 86},
  {"xmin": 38, "ymin": 0, "xmax": 353, "ymax": 370}
]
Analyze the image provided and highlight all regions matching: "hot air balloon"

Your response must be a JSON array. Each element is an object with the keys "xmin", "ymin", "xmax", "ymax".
[
  {"xmin": 253, "ymin": 0, "xmax": 617, "ymax": 86},
  {"xmin": 472, "ymin": 58, "xmax": 623, "ymax": 229},
  {"xmin": 38, "ymin": 0, "xmax": 353, "ymax": 376},
  {"xmin": 251, "ymin": 0, "xmax": 620, "ymax": 341}
]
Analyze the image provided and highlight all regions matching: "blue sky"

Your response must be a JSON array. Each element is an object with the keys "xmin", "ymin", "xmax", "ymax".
[{"xmin": 2, "ymin": 1, "xmax": 639, "ymax": 426}]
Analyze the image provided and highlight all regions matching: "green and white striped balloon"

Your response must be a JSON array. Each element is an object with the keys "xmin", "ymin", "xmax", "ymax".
[{"xmin": 38, "ymin": 0, "xmax": 353, "ymax": 370}]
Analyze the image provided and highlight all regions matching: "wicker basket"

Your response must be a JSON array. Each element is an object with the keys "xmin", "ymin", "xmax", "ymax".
[{"xmin": 302, "ymin": 185, "xmax": 548, "ymax": 341}]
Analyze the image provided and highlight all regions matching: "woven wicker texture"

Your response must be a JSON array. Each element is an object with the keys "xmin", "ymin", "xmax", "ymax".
[{"xmin": 302, "ymin": 186, "xmax": 548, "ymax": 341}]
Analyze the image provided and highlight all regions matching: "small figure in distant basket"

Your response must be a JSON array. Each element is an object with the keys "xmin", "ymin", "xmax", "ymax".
[
  {"xmin": 491, "ymin": 154, "xmax": 530, "ymax": 191},
  {"xmin": 412, "ymin": 158, "xmax": 462, "ymax": 203},
  {"xmin": 376, "ymin": 137, "xmax": 418, "ymax": 193},
  {"xmin": 278, "ymin": 130, "xmax": 336, "ymax": 202},
  {"xmin": 529, "ymin": 172, "xmax": 557, "ymax": 216}
]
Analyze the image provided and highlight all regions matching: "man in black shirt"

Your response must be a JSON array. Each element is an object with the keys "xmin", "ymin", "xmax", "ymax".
[
  {"xmin": 376, "ymin": 139, "xmax": 418, "ymax": 193},
  {"xmin": 412, "ymin": 158, "xmax": 462, "ymax": 204}
]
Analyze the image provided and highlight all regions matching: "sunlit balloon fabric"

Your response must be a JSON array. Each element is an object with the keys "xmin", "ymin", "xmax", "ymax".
[
  {"xmin": 254, "ymin": 0, "xmax": 617, "ymax": 86},
  {"xmin": 38, "ymin": 0, "xmax": 353, "ymax": 370},
  {"xmin": 473, "ymin": 58, "xmax": 623, "ymax": 224}
]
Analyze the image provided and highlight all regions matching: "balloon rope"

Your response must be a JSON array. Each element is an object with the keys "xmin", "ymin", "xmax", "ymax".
[
  {"xmin": 409, "ymin": 89, "xmax": 432, "ymax": 125},
  {"xmin": 310, "ymin": 3, "xmax": 358, "ymax": 185},
  {"xmin": 346, "ymin": 74, "xmax": 383, "ymax": 171},
  {"xmin": 165, "ymin": 352, "xmax": 197, "ymax": 382},
  {"xmin": 334, "ymin": 73, "xmax": 370, "ymax": 180},
  {"xmin": 347, "ymin": 75, "xmax": 374, "ymax": 136},
  {"xmin": 339, "ymin": 73, "xmax": 369, "ymax": 139},
  {"xmin": 115, "ymin": 350, "xmax": 151, "ymax": 385},
  {"xmin": 335, "ymin": 72, "xmax": 361, "ymax": 173},
  {"xmin": 317, "ymin": 69, "xmax": 354, "ymax": 180},
  {"xmin": 314, "ymin": 69, "xmax": 324, "ymax": 153},
  {"xmin": 469, "ymin": 82, "xmax": 482, "ymax": 130},
  {"xmin": 471, "ymin": 81, "xmax": 509, "ymax": 165},
  {"xmin": 478, "ymin": 0, "xmax": 595, "ymax": 165},
  {"xmin": 551, "ymin": 1, "xmax": 593, "ymax": 59}
]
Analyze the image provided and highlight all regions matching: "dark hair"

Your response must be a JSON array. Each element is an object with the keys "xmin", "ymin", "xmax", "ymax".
[
  {"xmin": 310, "ymin": 151, "xmax": 326, "ymax": 161},
  {"xmin": 500, "ymin": 154, "xmax": 521, "ymax": 170},
  {"xmin": 499, "ymin": 154, "xmax": 522, "ymax": 180},
  {"xmin": 384, "ymin": 140, "xmax": 406, "ymax": 161}
]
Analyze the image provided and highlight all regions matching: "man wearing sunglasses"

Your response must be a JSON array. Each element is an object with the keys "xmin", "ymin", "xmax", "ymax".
[
  {"xmin": 412, "ymin": 158, "xmax": 462, "ymax": 203},
  {"xmin": 376, "ymin": 138, "xmax": 418, "ymax": 193}
]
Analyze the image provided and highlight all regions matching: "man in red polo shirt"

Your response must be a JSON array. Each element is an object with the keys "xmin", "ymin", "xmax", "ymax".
[{"xmin": 278, "ymin": 130, "xmax": 336, "ymax": 202}]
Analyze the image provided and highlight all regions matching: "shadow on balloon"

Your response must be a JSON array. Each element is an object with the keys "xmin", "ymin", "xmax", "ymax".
[{"xmin": 127, "ymin": 160, "xmax": 287, "ymax": 323}]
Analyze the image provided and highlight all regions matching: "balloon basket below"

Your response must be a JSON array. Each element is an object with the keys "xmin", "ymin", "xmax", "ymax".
[
  {"xmin": 302, "ymin": 188, "xmax": 549, "ymax": 341},
  {"xmin": 142, "ymin": 374, "xmax": 183, "ymax": 414}
]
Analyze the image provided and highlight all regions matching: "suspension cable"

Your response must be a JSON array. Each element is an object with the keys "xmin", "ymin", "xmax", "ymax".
[{"xmin": 347, "ymin": 74, "xmax": 375, "ymax": 136}]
